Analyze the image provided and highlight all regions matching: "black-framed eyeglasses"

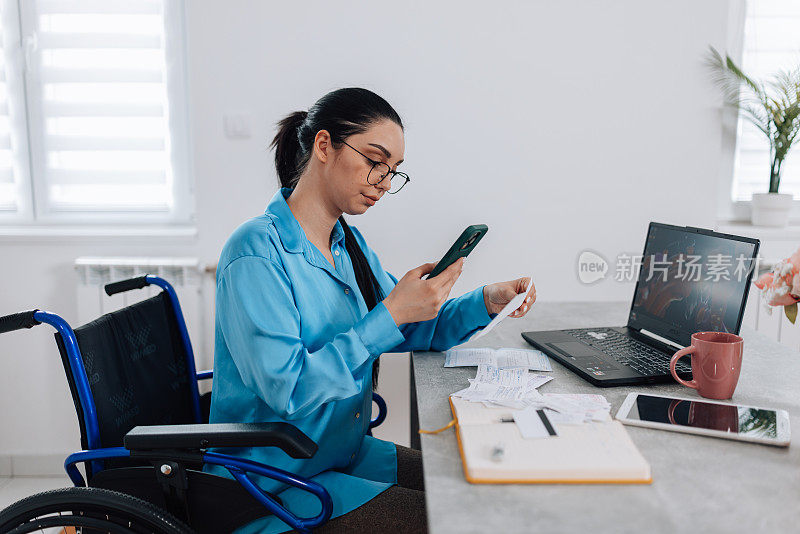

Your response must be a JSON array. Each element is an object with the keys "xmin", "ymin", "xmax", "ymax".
[{"xmin": 341, "ymin": 140, "xmax": 410, "ymax": 194}]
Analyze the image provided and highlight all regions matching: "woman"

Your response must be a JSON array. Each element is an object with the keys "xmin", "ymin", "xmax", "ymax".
[{"xmin": 205, "ymin": 88, "xmax": 536, "ymax": 533}]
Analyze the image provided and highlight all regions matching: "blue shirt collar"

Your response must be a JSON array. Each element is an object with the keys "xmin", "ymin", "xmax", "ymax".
[{"xmin": 265, "ymin": 187, "xmax": 346, "ymax": 254}]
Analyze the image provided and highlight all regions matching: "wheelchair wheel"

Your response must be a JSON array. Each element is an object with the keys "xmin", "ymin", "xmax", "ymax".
[{"xmin": 0, "ymin": 486, "xmax": 194, "ymax": 534}]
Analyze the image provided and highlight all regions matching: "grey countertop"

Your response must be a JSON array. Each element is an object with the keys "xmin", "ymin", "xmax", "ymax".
[{"xmin": 412, "ymin": 301, "xmax": 800, "ymax": 534}]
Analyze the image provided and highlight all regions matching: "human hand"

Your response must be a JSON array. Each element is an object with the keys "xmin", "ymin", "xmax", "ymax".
[
  {"xmin": 483, "ymin": 277, "xmax": 536, "ymax": 317},
  {"xmin": 383, "ymin": 257, "xmax": 465, "ymax": 326}
]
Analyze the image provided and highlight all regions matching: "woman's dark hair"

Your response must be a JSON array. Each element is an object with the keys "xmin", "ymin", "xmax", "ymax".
[{"xmin": 269, "ymin": 88, "xmax": 404, "ymax": 388}]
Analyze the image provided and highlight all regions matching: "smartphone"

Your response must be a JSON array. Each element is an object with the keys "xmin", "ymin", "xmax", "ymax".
[
  {"xmin": 615, "ymin": 392, "xmax": 790, "ymax": 447},
  {"xmin": 426, "ymin": 224, "xmax": 488, "ymax": 279}
]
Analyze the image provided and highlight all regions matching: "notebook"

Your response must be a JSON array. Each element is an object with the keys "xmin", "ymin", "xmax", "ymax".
[{"xmin": 449, "ymin": 396, "xmax": 652, "ymax": 484}]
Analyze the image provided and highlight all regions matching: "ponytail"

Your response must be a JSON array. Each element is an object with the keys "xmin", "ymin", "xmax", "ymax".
[
  {"xmin": 270, "ymin": 110, "xmax": 308, "ymax": 189},
  {"xmin": 269, "ymin": 88, "xmax": 404, "ymax": 389}
]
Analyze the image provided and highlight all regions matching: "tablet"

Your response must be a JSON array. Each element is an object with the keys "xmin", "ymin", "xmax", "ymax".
[{"xmin": 616, "ymin": 392, "xmax": 790, "ymax": 447}]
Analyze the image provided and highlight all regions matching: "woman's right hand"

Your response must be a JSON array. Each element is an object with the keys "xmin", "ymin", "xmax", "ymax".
[{"xmin": 382, "ymin": 257, "xmax": 465, "ymax": 326}]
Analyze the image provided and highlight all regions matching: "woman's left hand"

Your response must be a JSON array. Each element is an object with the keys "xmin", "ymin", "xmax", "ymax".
[{"xmin": 483, "ymin": 277, "xmax": 536, "ymax": 317}]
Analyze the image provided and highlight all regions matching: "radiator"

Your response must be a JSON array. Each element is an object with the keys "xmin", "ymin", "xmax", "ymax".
[
  {"xmin": 744, "ymin": 284, "xmax": 800, "ymax": 351},
  {"xmin": 74, "ymin": 257, "xmax": 215, "ymax": 375}
]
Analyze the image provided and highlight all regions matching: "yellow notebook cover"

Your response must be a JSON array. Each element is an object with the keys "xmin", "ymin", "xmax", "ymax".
[{"xmin": 448, "ymin": 396, "xmax": 652, "ymax": 484}]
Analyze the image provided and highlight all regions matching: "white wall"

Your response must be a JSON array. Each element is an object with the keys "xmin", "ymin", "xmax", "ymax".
[{"xmin": 0, "ymin": 0, "xmax": 740, "ymax": 464}]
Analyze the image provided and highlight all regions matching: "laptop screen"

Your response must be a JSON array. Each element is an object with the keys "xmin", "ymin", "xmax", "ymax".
[{"xmin": 627, "ymin": 223, "xmax": 760, "ymax": 347}]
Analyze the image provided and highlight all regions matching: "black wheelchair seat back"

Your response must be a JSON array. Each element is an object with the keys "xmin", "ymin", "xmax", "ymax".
[{"xmin": 54, "ymin": 291, "xmax": 201, "ymax": 475}]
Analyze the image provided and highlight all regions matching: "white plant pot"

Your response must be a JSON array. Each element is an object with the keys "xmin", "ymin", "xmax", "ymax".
[{"xmin": 751, "ymin": 193, "xmax": 793, "ymax": 227}]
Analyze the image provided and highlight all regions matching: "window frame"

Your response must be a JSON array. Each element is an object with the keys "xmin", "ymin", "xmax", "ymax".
[
  {"xmin": 0, "ymin": 0, "xmax": 195, "ymax": 230},
  {"xmin": 718, "ymin": 0, "xmax": 800, "ymax": 224}
]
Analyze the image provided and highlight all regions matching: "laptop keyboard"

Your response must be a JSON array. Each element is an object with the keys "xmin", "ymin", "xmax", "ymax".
[{"xmin": 562, "ymin": 328, "xmax": 693, "ymax": 377}]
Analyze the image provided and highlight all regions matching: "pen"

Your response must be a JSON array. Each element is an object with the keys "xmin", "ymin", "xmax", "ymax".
[
  {"xmin": 490, "ymin": 442, "xmax": 505, "ymax": 462},
  {"xmin": 498, "ymin": 407, "xmax": 560, "ymax": 424}
]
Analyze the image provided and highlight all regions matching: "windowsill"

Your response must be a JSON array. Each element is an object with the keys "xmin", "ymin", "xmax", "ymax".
[
  {"xmin": 714, "ymin": 220, "xmax": 800, "ymax": 241},
  {"xmin": 0, "ymin": 225, "xmax": 198, "ymax": 242}
]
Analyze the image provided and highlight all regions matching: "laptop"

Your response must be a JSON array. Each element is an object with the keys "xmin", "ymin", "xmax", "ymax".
[{"xmin": 521, "ymin": 222, "xmax": 760, "ymax": 387}]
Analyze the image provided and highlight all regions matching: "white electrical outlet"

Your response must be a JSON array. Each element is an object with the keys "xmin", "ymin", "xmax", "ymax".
[{"xmin": 223, "ymin": 113, "xmax": 252, "ymax": 139}]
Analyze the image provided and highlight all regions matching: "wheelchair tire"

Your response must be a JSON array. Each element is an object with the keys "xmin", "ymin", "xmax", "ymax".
[{"xmin": 0, "ymin": 486, "xmax": 195, "ymax": 534}]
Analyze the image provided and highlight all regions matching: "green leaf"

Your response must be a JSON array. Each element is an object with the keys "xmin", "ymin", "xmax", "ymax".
[{"xmin": 785, "ymin": 303, "xmax": 797, "ymax": 324}]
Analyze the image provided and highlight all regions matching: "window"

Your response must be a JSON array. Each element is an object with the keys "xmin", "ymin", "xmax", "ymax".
[
  {"xmin": 0, "ymin": 0, "xmax": 193, "ymax": 227},
  {"xmin": 731, "ymin": 0, "xmax": 800, "ymax": 201}
]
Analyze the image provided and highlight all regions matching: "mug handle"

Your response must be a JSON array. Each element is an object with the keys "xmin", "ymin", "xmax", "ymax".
[
  {"xmin": 670, "ymin": 346, "xmax": 697, "ymax": 389},
  {"xmin": 667, "ymin": 399, "xmax": 687, "ymax": 425}
]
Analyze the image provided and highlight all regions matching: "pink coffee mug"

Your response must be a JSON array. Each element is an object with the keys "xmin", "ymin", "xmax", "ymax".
[{"xmin": 669, "ymin": 332, "xmax": 743, "ymax": 400}]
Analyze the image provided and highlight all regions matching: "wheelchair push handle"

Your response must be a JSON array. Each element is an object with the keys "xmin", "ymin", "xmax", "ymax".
[
  {"xmin": 105, "ymin": 275, "xmax": 150, "ymax": 296},
  {"xmin": 0, "ymin": 310, "xmax": 40, "ymax": 334}
]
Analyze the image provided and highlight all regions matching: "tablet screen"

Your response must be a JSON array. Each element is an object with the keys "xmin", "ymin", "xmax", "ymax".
[{"xmin": 627, "ymin": 394, "xmax": 778, "ymax": 438}]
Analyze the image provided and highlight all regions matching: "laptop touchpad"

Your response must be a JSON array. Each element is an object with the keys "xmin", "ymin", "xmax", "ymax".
[
  {"xmin": 550, "ymin": 342, "xmax": 599, "ymax": 357},
  {"xmin": 548, "ymin": 342, "xmax": 619, "ymax": 371}
]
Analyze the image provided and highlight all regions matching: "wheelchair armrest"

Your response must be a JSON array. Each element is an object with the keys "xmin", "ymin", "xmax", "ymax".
[{"xmin": 124, "ymin": 422, "xmax": 318, "ymax": 459}]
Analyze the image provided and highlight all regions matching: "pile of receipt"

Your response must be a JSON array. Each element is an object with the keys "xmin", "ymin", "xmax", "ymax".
[{"xmin": 451, "ymin": 364, "xmax": 611, "ymax": 424}]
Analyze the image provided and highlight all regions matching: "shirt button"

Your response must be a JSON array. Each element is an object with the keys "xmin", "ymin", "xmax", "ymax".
[
  {"xmin": 344, "ymin": 288, "xmax": 349, "ymax": 295},
  {"xmin": 355, "ymin": 412, "xmax": 360, "ymax": 419},
  {"xmin": 350, "ymin": 453, "xmax": 356, "ymax": 461},
  {"xmin": 335, "ymin": 250, "xmax": 340, "ymax": 256}
]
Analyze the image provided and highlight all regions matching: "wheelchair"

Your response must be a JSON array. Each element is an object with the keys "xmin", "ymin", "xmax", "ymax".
[{"xmin": 0, "ymin": 274, "xmax": 389, "ymax": 533}]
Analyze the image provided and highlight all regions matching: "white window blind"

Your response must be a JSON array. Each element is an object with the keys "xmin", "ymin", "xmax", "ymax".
[
  {"xmin": 731, "ymin": 0, "xmax": 800, "ymax": 201},
  {"xmin": 0, "ymin": 0, "xmax": 33, "ymax": 219},
  {"xmin": 0, "ymin": 3, "xmax": 16, "ymax": 211},
  {"xmin": 0, "ymin": 0, "xmax": 192, "ymax": 226}
]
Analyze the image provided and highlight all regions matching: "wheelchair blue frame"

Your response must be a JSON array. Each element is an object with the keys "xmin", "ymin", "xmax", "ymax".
[
  {"xmin": 63, "ymin": 447, "xmax": 333, "ymax": 533},
  {"xmin": 24, "ymin": 274, "xmax": 388, "ymax": 533}
]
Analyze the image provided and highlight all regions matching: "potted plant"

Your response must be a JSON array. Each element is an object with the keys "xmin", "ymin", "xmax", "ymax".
[{"xmin": 707, "ymin": 47, "xmax": 800, "ymax": 227}]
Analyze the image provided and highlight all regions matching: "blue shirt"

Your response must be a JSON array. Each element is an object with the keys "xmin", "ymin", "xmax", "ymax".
[{"xmin": 205, "ymin": 187, "xmax": 493, "ymax": 533}]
